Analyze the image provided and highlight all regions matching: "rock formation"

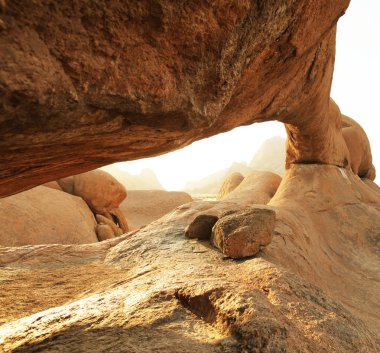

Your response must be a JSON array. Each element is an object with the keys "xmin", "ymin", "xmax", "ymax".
[
  {"xmin": 58, "ymin": 170, "xmax": 129, "ymax": 239},
  {"xmin": 120, "ymin": 190, "xmax": 192, "ymax": 230},
  {"xmin": 217, "ymin": 172, "xmax": 245, "ymax": 200},
  {"xmin": 0, "ymin": 186, "xmax": 98, "ymax": 246},
  {"xmin": 0, "ymin": 0, "xmax": 351, "ymax": 197},
  {"xmin": 219, "ymin": 171, "xmax": 282, "ymax": 206},
  {"xmin": 211, "ymin": 207, "xmax": 276, "ymax": 259},
  {"xmin": 0, "ymin": 165, "xmax": 379, "ymax": 352},
  {"xmin": 0, "ymin": 1, "xmax": 379, "ymax": 351}
]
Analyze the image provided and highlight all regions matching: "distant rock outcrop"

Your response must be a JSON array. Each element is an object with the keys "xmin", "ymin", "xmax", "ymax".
[
  {"xmin": 0, "ymin": 186, "xmax": 98, "ymax": 246},
  {"xmin": 101, "ymin": 165, "xmax": 163, "ymax": 190},
  {"xmin": 217, "ymin": 172, "xmax": 245, "ymax": 200},
  {"xmin": 120, "ymin": 190, "xmax": 192, "ymax": 230},
  {"xmin": 249, "ymin": 136, "xmax": 286, "ymax": 176},
  {"xmin": 220, "ymin": 171, "xmax": 282, "ymax": 205}
]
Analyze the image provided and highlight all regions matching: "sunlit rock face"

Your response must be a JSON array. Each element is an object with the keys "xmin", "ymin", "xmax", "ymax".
[
  {"xmin": 0, "ymin": 165, "xmax": 379, "ymax": 352},
  {"xmin": 0, "ymin": 0, "xmax": 351, "ymax": 197}
]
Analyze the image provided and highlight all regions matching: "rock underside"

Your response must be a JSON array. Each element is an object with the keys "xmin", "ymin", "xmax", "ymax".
[{"xmin": 0, "ymin": 0, "xmax": 357, "ymax": 197}]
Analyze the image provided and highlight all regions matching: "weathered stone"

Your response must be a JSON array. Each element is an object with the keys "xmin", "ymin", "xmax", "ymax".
[
  {"xmin": 211, "ymin": 207, "xmax": 276, "ymax": 258},
  {"xmin": 0, "ymin": 0, "xmax": 351, "ymax": 197},
  {"xmin": 185, "ymin": 214, "xmax": 219, "ymax": 240}
]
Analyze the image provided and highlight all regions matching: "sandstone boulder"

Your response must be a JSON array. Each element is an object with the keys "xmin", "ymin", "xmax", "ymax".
[
  {"xmin": 185, "ymin": 214, "xmax": 219, "ymax": 240},
  {"xmin": 120, "ymin": 190, "xmax": 192, "ymax": 230},
  {"xmin": 72, "ymin": 170, "xmax": 127, "ymax": 214},
  {"xmin": 0, "ymin": 186, "xmax": 97, "ymax": 246},
  {"xmin": 211, "ymin": 207, "xmax": 276, "ymax": 258}
]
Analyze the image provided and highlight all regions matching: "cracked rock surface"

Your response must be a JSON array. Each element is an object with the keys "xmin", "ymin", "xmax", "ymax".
[{"xmin": 0, "ymin": 165, "xmax": 379, "ymax": 352}]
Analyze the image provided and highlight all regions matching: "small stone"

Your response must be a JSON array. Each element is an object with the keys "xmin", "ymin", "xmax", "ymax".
[
  {"xmin": 185, "ymin": 214, "xmax": 219, "ymax": 240},
  {"xmin": 211, "ymin": 207, "xmax": 275, "ymax": 259}
]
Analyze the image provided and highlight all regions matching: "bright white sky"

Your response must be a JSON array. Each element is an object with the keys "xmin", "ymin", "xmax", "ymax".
[{"xmin": 115, "ymin": 0, "xmax": 379, "ymax": 191}]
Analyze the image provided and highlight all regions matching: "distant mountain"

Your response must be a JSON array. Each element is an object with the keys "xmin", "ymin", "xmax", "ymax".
[
  {"xmin": 249, "ymin": 136, "xmax": 286, "ymax": 176},
  {"xmin": 183, "ymin": 136, "xmax": 286, "ymax": 195},
  {"xmin": 101, "ymin": 165, "xmax": 164, "ymax": 190},
  {"xmin": 183, "ymin": 162, "xmax": 252, "ymax": 195}
]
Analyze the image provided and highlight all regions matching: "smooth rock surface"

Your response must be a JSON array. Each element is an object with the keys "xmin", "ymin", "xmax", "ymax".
[
  {"xmin": 0, "ymin": 186, "xmax": 98, "ymax": 246},
  {"xmin": 211, "ymin": 207, "xmax": 276, "ymax": 258}
]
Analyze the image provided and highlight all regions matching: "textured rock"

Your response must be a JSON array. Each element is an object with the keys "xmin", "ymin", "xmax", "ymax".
[
  {"xmin": 217, "ymin": 172, "xmax": 244, "ymax": 200},
  {"xmin": 0, "ymin": 0, "xmax": 351, "ymax": 197},
  {"xmin": 0, "ymin": 186, "xmax": 98, "ymax": 246},
  {"xmin": 211, "ymin": 207, "xmax": 276, "ymax": 258},
  {"xmin": 185, "ymin": 214, "xmax": 219, "ymax": 240},
  {"xmin": 120, "ymin": 190, "xmax": 192, "ymax": 230},
  {"xmin": 0, "ymin": 165, "xmax": 378, "ymax": 352}
]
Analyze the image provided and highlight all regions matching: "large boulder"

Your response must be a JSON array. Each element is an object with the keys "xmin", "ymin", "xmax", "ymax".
[
  {"xmin": 57, "ymin": 170, "xmax": 129, "ymax": 239},
  {"xmin": 71, "ymin": 170, "xmax": 127, "ymax": 214},
  {"xmin": 211, "ymin": 207, "xmax": 276, "ymax": 259},
  {"xmin": 0, "ymin": 186, "xmax": 98, "ymax": 246},
  {"xmin": 0, "ymin": 1, "xmax": 352, "ymax": 197}
]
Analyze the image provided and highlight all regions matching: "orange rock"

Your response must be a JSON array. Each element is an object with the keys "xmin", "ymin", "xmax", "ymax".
[
  {"xmin": 211, "ymin": 207, "xmax": 276, "ymax": 259},
  {"xmin": 0, "ymin": 186, "xmax": 97, "ymax": 246},
  {"xmin": 0, "ymin": 1, "xmax": 350, "ymax": 197}
]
